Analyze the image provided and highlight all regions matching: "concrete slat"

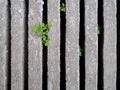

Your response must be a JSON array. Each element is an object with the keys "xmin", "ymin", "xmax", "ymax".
[
  {"xmin": 85, "ymin": 0, "xmax": 98, "ymax": 90},
  {"xmin": 66, "ymin": 0, "xmax": 80, "ymax": 90},
  {"xmin": 103, "ymin": 0, "xmax": 117, "ymax": 90},
  {"xmin": 47, "ymin": 0, "xmax": 60, "ymax": 90},
  {"xmin": 0, "ymin": 0, "xmax": 8, "ymax": 90},
  {"xmin": 28, "ymin": 0, "xmax": 43, "ymax": 90},
  {"xmin": 11, "ymin": 0, "xmax": 25, "ymax": 90}
]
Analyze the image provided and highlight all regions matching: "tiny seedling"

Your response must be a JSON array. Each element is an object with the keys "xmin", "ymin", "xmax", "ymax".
[
  {"xmin": 79, "ymin": 48, "xmax": 83, "ymax": 57},
  {"xmin": 60, "ymin": 3, "xmax": 66, "ymax": 12},
  {"xmin": 97, "ymin": 25, "xmax": 101, "ymax": 35},
  {"xmin": 33, "ymin": 23, "xmax": 52, "ymax": 46}
]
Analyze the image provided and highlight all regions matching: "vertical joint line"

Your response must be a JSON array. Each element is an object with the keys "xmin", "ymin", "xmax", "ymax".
[
  {"xmin": 79, "ymin": 0, "xmax": 85, "ymax": 90},
  {"xmin": 117, "ymin": 0, "xmax": 120, "ymax": 89},
  {"xmin": 42, "ymin": 0, "xmax": 48, "ymax": 90},
  {"xmin": 24, "ymin": 0, "xmax": 29, "ymax": 90},
  {"xmin": 60, "ymin": 0, "xmax": 66, "ymax": 90},
  {"xmin": 7, "ymin": 0, "xmax": 11, "ymax": 90},
  {"xmin": 97, "ymin": 0, "xmax": 104, "ymax": 90}
]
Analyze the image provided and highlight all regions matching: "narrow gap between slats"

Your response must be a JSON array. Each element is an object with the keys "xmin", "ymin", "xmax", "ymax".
[
  {"xmin": 24, "ymin": 0, "xmax": 29, "ymax": 90},
  {"xmin": 117, "ymin": 0, "xmax": 120, "ymax": 89},
  {"xmin": 60, "ymin": 0, "xmax": 66, "ymax": 90},
  {"xmin": 98, "ymin": 0, "xmax": 104, "ymax": 90},
  {"xmin": 80, "ymin": 0, "xmax": 85, "ymax": 90},
  {"xmin": 42, "ymin": 0, "xmax": 48, "ymax": 90},
  {"xmin": 7, "ymin": 0, "xmax": 11, "ymax": 90}
]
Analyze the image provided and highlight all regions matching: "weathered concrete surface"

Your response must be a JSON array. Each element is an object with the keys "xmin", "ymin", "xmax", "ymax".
[
  {"xmin": 0, "ymin": 0, "xmax": 8, "ymax": 90},
  {"xmin": 11, "ymin": 0, "xmax": 25, "ymax": 89},
  {"xmin": 103, "ymin": 0, "xmax": 117, "ymax": 90},
  {"xmin": 28, "ymin": 0, "xmax": 43, "ymax": 90},
  {"xmin": 66, "ymin": 0, "xmax": 80, "ymax": 90},
  {"xmin": 85, "ymin": 0, "xmax": 98, "ymax": 90},
  {"xmin": 47, "ymin": 0, "xmax": 60, "ymax": 90}
]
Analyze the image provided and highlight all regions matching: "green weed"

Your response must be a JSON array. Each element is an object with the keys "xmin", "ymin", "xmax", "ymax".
[
  {"xmin": 97, "ymin": 25, "xmax": 101, "ymax": 35},
  {"xmin": 60, "ymin": 3, "xmax": 66, "ymax": 12},
  {"xmin": 79, "ymin": 48, "xmax": 83, "ymax": 57},
  {"xmin": 34, "ymin": 23, "xmax": 52, "ymax": 46}
]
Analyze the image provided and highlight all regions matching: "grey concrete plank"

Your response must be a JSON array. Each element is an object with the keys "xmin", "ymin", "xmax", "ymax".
[
  {"xmin": 11, "ymin": 0, "xmax": 25, "ymax": 90},
  {"xmin": 47, "ymin": 0, "xmax": 60, "ymax": 90},
  {"xmin": 28, "ymin": 0, "xmax": 43, "ymax": 90},
  {"xmin": 85, "ymin": 0, "xmax": 98, "ymax": 90},
  {"xmin": 103, "ymin": 0, "xmax": 117, "ymax": 90},
  {"xmin": 66, "ymin": 0, "xmax": 80, "ymax": 90},
  {"xmin": 0, "ymin": 0, "xmax": 8, "ymax": 90}
]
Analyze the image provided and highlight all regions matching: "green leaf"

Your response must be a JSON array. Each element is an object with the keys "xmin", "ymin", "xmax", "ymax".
[
  {"xmin": 44, "ymin": 39, "xmax": 50, "ymax": 46},
  {"xmin": 79, "ymin": 48, "xmax": 83, "ymax": 57},
  {"xmin": 62, "ymin": 3, "xmax": 65, "ymax": 6},
  {"xmin": 36, "ymin": 30, "xmax": 43, "ymax": 36},
  {"xmin": 97, "ymin": 30, "xmax": 100, "ymax": 35},
  {"xmin": 40, "ymin": 23, "xmax": 46, "ymax": 30},
  {"xmin": 46, "ymin": 24, "xmax": 52, "ymax": 30},
  {"xmin": 45, "ymin": 42, "xmax": 49, "ymax": 46},
  {"xmin": 40, "ymin": 23, "xmax": 46, "ymax": 28},
  {"xmin": 97, "ymin": 25, "xmax": 101, "ymax": 35},
  {"xmin": 61, "ymin": 8, "xmax": 66, "ymax": 12},
  {"xmin": 60, "ymin": 3, "xmax": 66, "ymax": 12},
  {"xmin": 33, "ymin": 25, "xmax": 40, "ymax": 32},
  {"xmin": 42, "ymin": 35, "xmax": 47, "ymax": 40}
]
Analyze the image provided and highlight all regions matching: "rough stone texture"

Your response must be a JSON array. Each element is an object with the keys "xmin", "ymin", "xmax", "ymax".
[
  {"xmin": 103, "ymin": 0, "xmax": 117, "ymax": 90},
  {"xmin": 0, "ymin": 0, "xmax": 117, "ymax": 90},
  {"xmin": 0, "ymin": 0, "xmax": 8, "ymax": 90},
  {"xmin": 11, "ymin": 0, "xmax": 25, "ymax": 90},
  {"xmin": 66, "ymin": 0, "xmax": 80, "ymax": 90},
  {"xmin": 85, "ymin": 0, "xmax": 98, "ymax": 90},
  {"xmin": 28, "ymin": 0, "xmax": 43, "ymax": 90},
  {"xmin": 47, "ymin": 0, "xmax": 60, "ymax": 90}
]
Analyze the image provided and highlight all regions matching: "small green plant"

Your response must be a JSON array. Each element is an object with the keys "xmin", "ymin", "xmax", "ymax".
[
  {"xmin": 79, "ymin": 48, "xmax": 83, "ymax": 57},
  {"xmin": 33, "ymin": 23, "xmax": 52, "ymax": 46},
  {"xmin": 97, "ymin": 25, "xmax": 101, "ymax": 35},
  {"xmin": 60, "ymin": 3, "xmax": 66, "ymax": 12}
]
